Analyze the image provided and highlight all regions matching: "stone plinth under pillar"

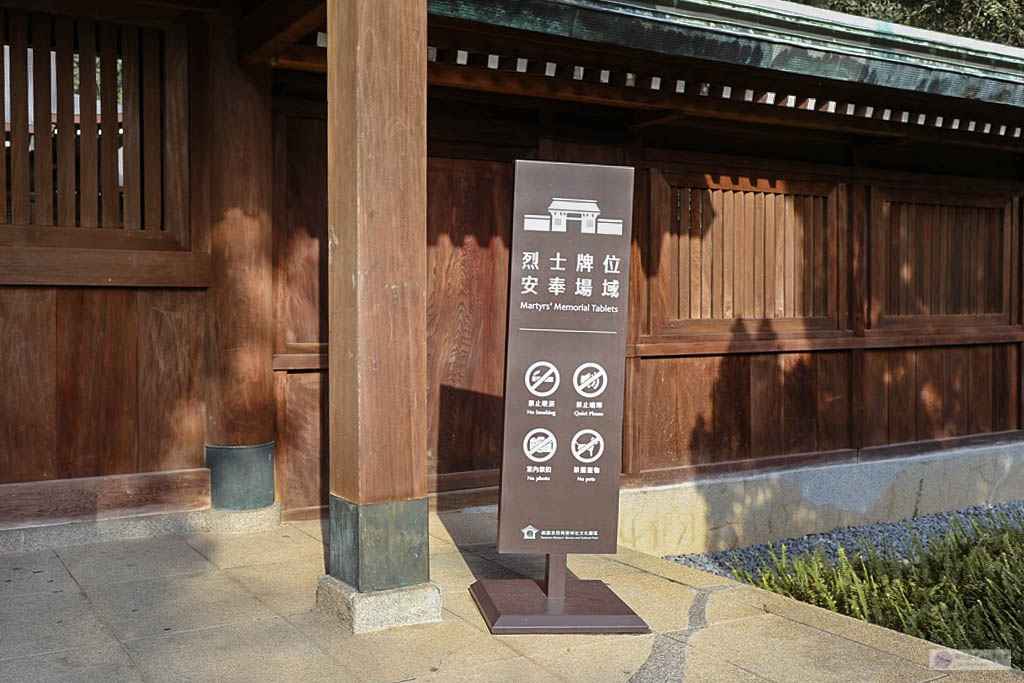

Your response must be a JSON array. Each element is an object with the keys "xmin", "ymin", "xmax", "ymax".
[{"xmin": 316, "ymin": 575, "xmax": 441, "ymax": 633}]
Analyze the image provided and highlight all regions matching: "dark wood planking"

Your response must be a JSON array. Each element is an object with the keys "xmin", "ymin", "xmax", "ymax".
[
  {"xmin": 701, "ymin": 188, "xmax": 713, "ymax": 319},
  {"xmin": 0, "ymin": 12, "xmax": 6, "ymax": 222},
  {"xmin": 137, "ymin": 290, "xmax": 206, "ymax": 472},
  {"xmin": 887, "ymin": 349, "xmax": 916, "ymax": 443},
  {"xmin": 0, "ymin": 289, "xmax": 57, "ymax": 484},
  {"xmin": 632, "ymin": 356, "xmax": 715, "ymax": 470},
  {"xmin": 56, "ymin": 289, "xmax": 138, "ymax": 478},
  {"xmin": 815, "ymin": 351, "xmax": 850, "ymax": 451},
  {"xmin": 687, "ymin": 188, "xmax": 702, "ymax": 319},
  {"xmin": 712, "ymin": 354, "xmax": 750, "ymax": 462},
  {"xmin": 78, "ymin": 19, "xmax": 99, "ymax": 228},
  {"xmin": 992, "ymin": 344, "xmax": 1019, "ymax": 432},
  {"xmin": 277, "ymin": 371, "xmax": 328, "ymax": 512},
  {"xmin": 54, "ymin": 15, "xmax": 75, "ymax": 226},
  {"xmin": 121, "ymin": 26, "xmax": 142, "ymax": 230},
  {"xmin": 647, "ymin": 170, "xmax": 676, "ymax": 332},
  {"xmin": 0, "ymin": 469, "xmax": 210, "ymax": 529},
  {"xmin": 781, "ymin": 352, "xmax": 817, "ymax": 454},
  {"xmin": 163, "ymin": 22, "xmax": 189, "ymax": 244},
  {"xmin": 915, "ymin": 348, "xmax": 944, "ymax": 440},
  {"xmin": 0, "ymin": 247, "xmax": 211, "ymax": 286},
  {"xmin": 142, "ymin": 28, "xmax": 163, "ymax": 230},
  {"xmin": 968, "ymin": 345, "xmax": 994, "ymax": 434},
  {"xmin": 628, "ymin": 169, "xmax": 649, "ymax": 341},
  {"xmin": 99, "ymin": 22, "xmax": 119, "ymax": 227},
  {"xmin": 750, "ymin": 353, "xmax": 783, "ymax": 457},
  {"xmin": 31, "ymin": 13, "xmax": 53, "ymax": 226},
  {"xmin": 9, "ymin": 11, "xmax": 30, "ymax": 225},
  {"xmin": 942, "ymin": 346, "xmax": 969, "ymax": 437},
  {"xmin": 764, "ymin": 192, "xmax": 777, "ymax": 318},
  {"xmin": 712, "ymin": 189, "xmax": 724, "ymax": 318},
  {"xmin": 861, "ymin": 351, "xmax": 889, "ymax": 446},
  {"xmin": 743, "ymin": 190, "xmax": 755, "ymax": 318},
  {"xmin": 426, "ymin": 158, "xmax": 512, "ymax": 476},
  {"xmin": 753, "ymin": 191, "xmax": 765, "ymax": 318},
  {"xmin": 722, "ymin": 189, "xmax": 734, "ymax": 318},
  {"xmin": 273, "ymin": 114, "xmax": 328, "ymax": 350}
]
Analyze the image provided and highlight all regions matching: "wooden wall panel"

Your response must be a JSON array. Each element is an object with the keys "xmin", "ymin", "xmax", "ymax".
[
  {"xmin": 0, "ymin": 289, "xmax": 57, "ymax": 484},
  {"xmin": 137, "ymin": 290, "xmax": 206, "ymax": 472},
  {"xmin": 56, "ymin": 289, "xmax": 138, "ymax": 478},
  {"xmin": 272, "ymin": 115, "xmax": 328, "ymax": 349},
  {"xmin": 651, "ymin": 176, "xmax": 837, "ymax": 335},
  {"xmin": 630, "ymin": 351, "xmax": 852, "ymax": 472},
  {"xmin": 275, "ymin": 370, "xmax": 328, "ymax": 513},
  {"xmin": 426, "ymin": 157, "xmax": 512, "ymax": 475}
]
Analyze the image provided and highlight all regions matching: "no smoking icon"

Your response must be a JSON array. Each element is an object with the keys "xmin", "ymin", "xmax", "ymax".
[
  {"xmin": 523, "ymin": 428, "xmax": 557, "ymax": 463},
  {"xmin": 573, "ymin": 363, "xmax": 607, "ymax": 398},
  {"xmin": 525, "ymin": 361, "xmax": 560, "ymax": 397},
  {"xmin": 571, "ymin": 429, "xmax": 604, "ymax": 463}
]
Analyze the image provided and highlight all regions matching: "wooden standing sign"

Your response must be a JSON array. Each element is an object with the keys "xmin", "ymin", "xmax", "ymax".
[{"xmin": 470, "ymin": 160, "xmax": 647, "ymax": 634}]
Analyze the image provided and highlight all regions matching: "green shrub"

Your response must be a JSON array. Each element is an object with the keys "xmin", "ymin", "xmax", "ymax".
[{"xmin": 731, "ymin": 511, "xmax": 1024, "ymax": 669}]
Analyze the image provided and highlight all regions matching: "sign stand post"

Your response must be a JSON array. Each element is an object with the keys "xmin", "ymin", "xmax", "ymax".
[{"xmin": 469, "ymin": 160, "xmax": 648, "ymax": 635}]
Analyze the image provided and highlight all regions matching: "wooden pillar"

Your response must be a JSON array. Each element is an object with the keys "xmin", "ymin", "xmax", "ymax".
[
  {"xmin": 324, "ymin": 0, "xmax": 429, "ymax": 591},
  {"xmin": 203, "ymin": 5, "xmax": 276, "ymax": 508}
]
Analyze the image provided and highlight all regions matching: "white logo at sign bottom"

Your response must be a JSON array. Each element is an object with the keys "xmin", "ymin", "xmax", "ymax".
[
  {"xmin": 523, "ymin": 428, "xmax": 557, "ymax": 463},
  {"xmin": 571, "ymin": 429, "xmax": 605, "ymax": 463}
]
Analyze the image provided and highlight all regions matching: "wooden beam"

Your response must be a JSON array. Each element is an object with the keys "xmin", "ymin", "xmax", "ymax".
[
  {"xmin": 268, "ymin": 46, "xmax": 1023, "ymax": 153},
  {"xmin": 0, "ymin": 248, "xmax": 211, "ymax": 287},
  {"xmin": 240, "ymin": 0, "xmax": 325, "ymax": 65},
  {"xmin": 327, "ymin": 0, "xmax": 427, "ymax": 505},
  {"xmin": 0, "ymin": 469, "xmax": 210, "ymax": 529}
]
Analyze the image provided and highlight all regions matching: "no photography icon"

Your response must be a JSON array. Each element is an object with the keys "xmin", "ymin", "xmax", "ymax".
[{"xmin": 523, "ymin": 428, "xmax": 557, "ymax": 463}]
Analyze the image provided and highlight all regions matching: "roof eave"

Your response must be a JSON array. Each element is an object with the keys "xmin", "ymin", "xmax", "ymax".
[{"xmin": 427, "ymin": 0, "xmax": 1024, "ymax": 111}]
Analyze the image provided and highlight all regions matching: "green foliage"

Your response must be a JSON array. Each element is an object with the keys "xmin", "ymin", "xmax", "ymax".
[
  {"xmin": 731, "ymin": 512, "xmax": 1024, "ymax": 669},
  {"xmin": 798, "ymin": 0, "xmax": 1024, "ymax": 48}
]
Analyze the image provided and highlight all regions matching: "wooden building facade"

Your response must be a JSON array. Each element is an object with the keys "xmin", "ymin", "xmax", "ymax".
[{"xmin": 1, "ymin": 0, "xmax": 1023, "ymax": 581}]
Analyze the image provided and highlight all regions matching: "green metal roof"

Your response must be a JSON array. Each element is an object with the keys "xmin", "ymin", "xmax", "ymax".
[{"xmin": 428, "ymin": 0, "xmax": 1024, "ymax": 111}]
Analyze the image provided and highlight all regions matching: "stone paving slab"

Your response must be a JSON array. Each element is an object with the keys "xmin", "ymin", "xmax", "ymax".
[
  {"xmin": 1, "ymin": 514, "xmax": 1017, "ymax": 682},
  {"xmin": 123, "ymin": 617, "xmax": 341, "ymax": 683},
  {"xmin": 679, "ymin": 612, "xmax": 941, "ymax": 682},
  {"xmin": 183, "ymin": 527, "xmax": 324, "ymax": 569},
  {"xmin": 86, "ymin": 571, "xmax": 276, "ymax": 641},
  {"xmin": 0, "ymin": 548, "xmax": 77, "ymax": 598},
  {"xmin": 0, "ymin": 590, "xmax": 119, "ymax": 661},
  {"xmin": 0, "ymin": 645, "xmax": 144, "ymax": 683},
  {"xmin": 56, "ymin": 537, "xmax": 216, "ymax": 588}
]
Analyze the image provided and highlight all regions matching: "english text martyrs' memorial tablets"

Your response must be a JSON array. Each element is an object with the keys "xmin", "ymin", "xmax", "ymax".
[{"xmin": 498, "ymin": 160, "xmax": 634, "ymax": 555}]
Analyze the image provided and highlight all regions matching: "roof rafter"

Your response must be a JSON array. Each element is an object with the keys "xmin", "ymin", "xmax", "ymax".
[{"xmin": 239, "ymin": 0, "xmax": 325, "ymax": 66}]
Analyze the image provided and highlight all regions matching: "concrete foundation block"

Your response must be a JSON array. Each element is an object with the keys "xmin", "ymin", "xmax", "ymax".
[
  {"xmin": 204, "ymin": 502, "xmax": 281, "ymax": 534},
  {"xmin": 316, "ymin": 574, "xmax": 442, "ymax": 634}
]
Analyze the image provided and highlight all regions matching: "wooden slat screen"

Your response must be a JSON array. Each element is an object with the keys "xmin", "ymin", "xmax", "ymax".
[
  {"xmin": 0, "ymin": 10, "xmax": 188, "ymax": 247},
  {"xmin": 871, "ymin": 190, "xmax": 1012, "ymax": 329},
  {"xmin": 648, "ymin": 170, "xmax": 840, "ymax": 337}
]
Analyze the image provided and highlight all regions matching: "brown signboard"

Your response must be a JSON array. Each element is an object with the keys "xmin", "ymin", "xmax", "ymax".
[{"xmin": 497, "ymin": 160, "xmax": 634, "ymax": 555}]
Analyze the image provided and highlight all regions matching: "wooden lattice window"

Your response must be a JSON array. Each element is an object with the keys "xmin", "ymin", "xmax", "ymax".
[
  {"xmin": 647, "ymin": 169, "xmax": 845, "ymax": 338},
  {"xmin": 869, "ymin": 189, "xmax": 1014, "ymax": 330},
  {"xmin": 0, "ymin": 9, "xmax": 187, "ymax": 249}
]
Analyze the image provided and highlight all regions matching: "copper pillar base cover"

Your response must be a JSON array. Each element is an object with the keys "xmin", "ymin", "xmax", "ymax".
[{"xmin": 469, "ymin": 578, "xmax": 649, "ymax": 634}]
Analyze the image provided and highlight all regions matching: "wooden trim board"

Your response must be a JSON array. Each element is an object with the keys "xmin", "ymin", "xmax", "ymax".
[{"xmin": 0, "ymin": 468, "xmax": 211, "ymax": 529}]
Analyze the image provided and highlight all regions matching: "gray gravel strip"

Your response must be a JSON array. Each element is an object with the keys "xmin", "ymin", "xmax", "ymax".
[{"xmin": 668, "ymin": 499, "xmax": 1024, "ymax": 579}]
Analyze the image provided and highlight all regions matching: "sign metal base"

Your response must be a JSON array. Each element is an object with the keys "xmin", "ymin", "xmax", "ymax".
[{"xmin": 468, "ymin": 578, "xmax": 649, "ymax": 635}]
